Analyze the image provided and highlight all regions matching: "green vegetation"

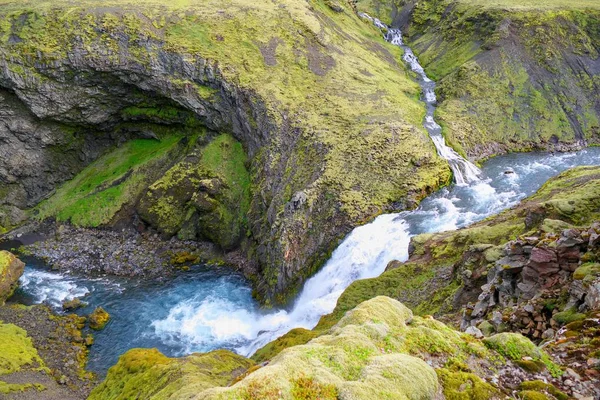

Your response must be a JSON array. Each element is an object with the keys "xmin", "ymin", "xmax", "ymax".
[
  {"xmin": 452, "ymin": 0, "xmax": 600, "ymax": 10},
  {"xmin": 89, "ymin": 307, "xmax": 111, "ymax": 330},
  {"xmin": 483, "ymin": 333, "xmax": 562, "ymax": 377},
  {"xmin": 88, "ymin": 348, "xmax": 255, "ymax": 400},
  {"xmin": 0, "ymin": 251, "xmax": 24, "ymax": 304},
  {"xmin": 363, "ymin": 0, "xmax": 600, "ymax": 159},
  {"xmin": 0, "ymin": 322, "xmax": 48, "ymax": 394},
  {"xmin": 519, "ymin": 381, "xmax": 568, "ymax": 400},
  {"xmin": 437, "ymin": 369, "xmax": 500, "ymax": 400},
  {"xmin": 0, "ymin": 323, "xmax": 45, "ymax": 375},
  {"xmin": 552, "ymin": 307, "xmax": 586, "ymax": 325},
  {"xmin": 573, "ymin": 263, "xmax": 600, "ymax": 280},
  {"xmin": 139, "ymin": 133, "xmax": 251, "ymax": 249},
  {"xmin": 35, "ymin": 135, "xmax": 186, "ymax": 227}
]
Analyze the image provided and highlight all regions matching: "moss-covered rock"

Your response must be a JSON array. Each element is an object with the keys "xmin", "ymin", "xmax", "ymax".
[
  {"xmin": 552, "ymin": 307, "xmax": 586, "ymax": 325},
  {"xmin": 573, "ymin": 263, "xmax": 600, "ymax": 280},
  {"xmin": 0, "ymin": 323, "xmax": 45, "ymax": 376},
  {"xmin": 138, "ymin": 134, "xmax": 251, "ymax": 249},
  {"xmin": 436, "ymin": 368, "xmax": 501, "ymax": 400},
  {"xmin": 88, "ymin": 307, "xmax": 111, "ymax": 331},
  {"xmin": 88, "ymin": 348, "xmax": 255, "ymax": 400},
  {"xmin": 483, "ymin": 333, "xmax": 562, "ymax": 377},
  {"xmin": 519, "ymin": 381, "xmax": 568, "ymax": 400},
  {"xmin": 0, "ymin": 250, "xmax": 24, "ymax": 304}
]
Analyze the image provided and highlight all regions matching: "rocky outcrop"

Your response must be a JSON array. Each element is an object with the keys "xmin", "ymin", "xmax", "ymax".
[
  {"xmin": 462, "ymin": 225, "xmax": 600, "ymax": 336},
  {"xmin": 0, "ymin": 0, "xmax": 450, "ymax": 304},
  {"xmin": 0, "ymin": 250, "xmax": 23, "ymax": 303}
]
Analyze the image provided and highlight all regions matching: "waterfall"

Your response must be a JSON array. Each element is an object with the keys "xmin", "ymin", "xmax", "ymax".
[{"xmin": 360, "ymin": 13, "xmax": 481, "ymax": 185}]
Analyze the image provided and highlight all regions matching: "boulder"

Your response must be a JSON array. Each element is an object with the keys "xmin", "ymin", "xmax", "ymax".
[
  {"xmin": 89, "ymin": 307, "xmax": 111, "ymax": 330},
  {"xmin": 0, "ymin": 250, "xmax": 25, "ymax": 304},
  {"xmin": 528, "ymin": 247, "xmax": 559, "ymax": 275},
  {"xmin": 585, "ymin": 279, "xmax": 600, "ymax": 310}
]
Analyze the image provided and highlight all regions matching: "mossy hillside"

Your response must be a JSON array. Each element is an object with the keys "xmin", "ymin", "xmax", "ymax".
[
  {"xmin": 0, "ymin": 0, "xmax": 452, "ymax": 302},
  {"xmin": 354, "ymin": 0, "xmax": 403, "ymax": 25},
  {"xmin": 391, "ymin": 0, "xmax": 600, "ymax": 159},
  {"xmin": 320, "ymin": 166, "xmax": 600, "ymax": 327},
  {"xmin": 186, "ymin": 297, "xmax": 494, "ymax": 399},
  {"xmin": 35, "ymin": 134, "xmax": 191, "ymax": 228},
  {"xmin": 139, "ymin": 133, "xmax": 251, "ymax": 250},
  {"xmin": 93, "ymin": 297, "xmax": 562, "ymax": 399},
  {"xmin": 88, "ymin": 348, "xmax": 255, "ymax": 400}
]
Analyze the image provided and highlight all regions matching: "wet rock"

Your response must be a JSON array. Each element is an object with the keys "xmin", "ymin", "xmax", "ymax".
[
  {"xmin": 62, "ymin": 298, "xmax": 85, "ymax": 311},
  {"xmin": 89, "ymin": 307, "xmax": 111, "ymax": 331}
]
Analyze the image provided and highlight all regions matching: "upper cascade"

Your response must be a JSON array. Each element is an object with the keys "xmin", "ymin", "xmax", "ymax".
[{"xmin": 359, "ymin": 13, "xmax": 482, "ymax": 185}]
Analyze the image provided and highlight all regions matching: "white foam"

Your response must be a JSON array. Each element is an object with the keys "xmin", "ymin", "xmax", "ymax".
[{"xmin": 19, "ymin": 269, "xmax": 89, "ymax": 308}]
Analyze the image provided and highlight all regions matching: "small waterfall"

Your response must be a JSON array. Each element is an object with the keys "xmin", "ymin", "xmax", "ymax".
[{"xmin": 360, "ymin": 13, "xmax": 481, "ymax": 185}]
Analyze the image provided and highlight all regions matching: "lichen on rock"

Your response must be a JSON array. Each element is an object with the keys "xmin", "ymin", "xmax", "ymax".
[
  {"xmin": 0, "ymin": 250, "xmax": 24, "ymax": 304},
  {"xmin": 89, "ymin": 307, "xmax": 111, "ymax": 331}
]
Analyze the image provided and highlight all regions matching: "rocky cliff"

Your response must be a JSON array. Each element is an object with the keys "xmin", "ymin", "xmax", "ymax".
[{"xmin": 0, "ymin": 0, "xmax": 451, "ymax": 304}]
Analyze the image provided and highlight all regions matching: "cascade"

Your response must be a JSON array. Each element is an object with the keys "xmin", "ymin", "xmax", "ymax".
[{"xmin": 359, "ymin": 13, "xmax": 481, "ymax": 185}]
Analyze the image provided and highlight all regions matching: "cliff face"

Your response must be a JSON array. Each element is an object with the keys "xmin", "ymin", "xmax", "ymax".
[
  {"xmin": 359, "ymin": 0, "xmax": 600, "ymax": 160},
  {"xmin": 0, "ymin": 0, "xmax": 451, "ymax": 303}
]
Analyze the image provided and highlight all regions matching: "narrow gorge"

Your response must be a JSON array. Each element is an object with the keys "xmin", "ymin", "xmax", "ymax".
[{"xmin": 1, "ymin": 1, "xmax": 600, "ymax": 399}]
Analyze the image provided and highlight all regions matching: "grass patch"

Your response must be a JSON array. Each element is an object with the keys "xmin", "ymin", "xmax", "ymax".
[{"xmin": 35, "ymin": 135, "xmax": 185, "ymax": 227}]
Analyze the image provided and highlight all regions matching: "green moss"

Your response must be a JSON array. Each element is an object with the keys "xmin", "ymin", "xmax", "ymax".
[
  {"xmin": 552, "ymin": 307, "xmax": 586, "ymax": 325},
  {"xmin": 573, "ymin": 262, "xmax": 600, "ymax": 280},
  {"xmin": 290, "ymin": 374, "xmax": 338, "ymax": 400},
  {"xmin": 0, "ymin": 381, "xmax": 45, "ymax": 394},
  {"xmin": 88, "ymin": 348, "xmax": 255, "ymax": 400},
  {"xmin": 139, "ymin": 133, "xmax": 251, "ymax": 249},
  {"xmin": 483, "ymin": 333, "xmax": 563, "ymax": 377},
  {"xmin": 519, "ymin": 391, "xmax": 551, "ymax": 400},
  {"xmin": 251, "ymin": 328, "xmax": 319, "ymax": 364},
  {"xmin": 89, "ymin": 307, "xmax": 111, "ymax": 331},
  {"xmin": 519, "ymin": 381, "xmax": 568, "ymax": 400},
  {"xmin": 0, "ymin": 323, "xmax": 45, "ymax": 375},
  {"xmin": 35, "ymin": 135, "xmax": 187, "ymax": 227},
  {"xmin": 436, "ymin": 368, "xmax": 500, "ymax": 400}
]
